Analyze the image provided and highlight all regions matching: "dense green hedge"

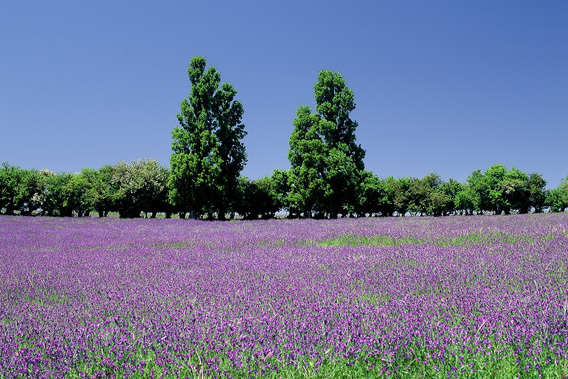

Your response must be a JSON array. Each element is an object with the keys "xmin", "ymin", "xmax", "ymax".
[{"xmin": 1, "ymin": 161, "xmax": 566, "ymax": 219}]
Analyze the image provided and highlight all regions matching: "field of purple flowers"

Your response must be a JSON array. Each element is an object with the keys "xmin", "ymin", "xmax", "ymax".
[{"xmin": 1, "ymin": 214, "xmax": 568, "ymax": 378}]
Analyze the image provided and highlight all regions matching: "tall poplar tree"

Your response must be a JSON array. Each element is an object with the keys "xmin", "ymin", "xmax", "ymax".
[
  {"xmin": 213, "ymin": 82, "xmax": 247, "ymax": 219},
  {"xmin": 288, "ymin": 70, "xmax": 365, "ymax": 218},
  {"xmin": 169, "ymin": 56, "xmax": 246, "ymax": 219},
  {"xmin": 287, "ymin": 105, "xmax": 327, "ymax": 217}
]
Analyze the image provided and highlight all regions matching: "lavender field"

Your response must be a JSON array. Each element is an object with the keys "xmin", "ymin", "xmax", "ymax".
[{"xmin": 1, "ymin": 214, "xmax": 568, "ymax": 378}]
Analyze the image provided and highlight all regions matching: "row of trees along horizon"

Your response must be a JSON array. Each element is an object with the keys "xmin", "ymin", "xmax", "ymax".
[{"xmin": 2, "ymin": 56, "xmax": 568, "ymax": 219}]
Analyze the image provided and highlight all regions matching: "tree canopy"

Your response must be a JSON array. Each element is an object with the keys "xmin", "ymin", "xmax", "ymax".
[
  {"xmin": 169, "ymin": 56, "xmax": 246, "ymax": 219},
  {"xmin": 288, "ymin": 70, "xmax": 366, "ymax": 218}
]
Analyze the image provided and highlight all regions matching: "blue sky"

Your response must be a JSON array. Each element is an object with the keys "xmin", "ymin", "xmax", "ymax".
[{"xmin": 2, "ymin": 1, "xmax": 567, "ymax": 187}]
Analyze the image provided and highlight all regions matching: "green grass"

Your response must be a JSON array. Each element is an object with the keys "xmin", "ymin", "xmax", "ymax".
[
  {"xmin": 153, "ymin": 241, "xmax": 217, "ymax": 248},
  {"xmin": 64, "ymin": 342, "xmax": 568, "ymax": 378},
  {"xmin": 299, "ymin": 232, "xmax": 557, "ymax": 248},
  {"xmin": 256, "ymin": 239, "xmax": 287, "ymax": 248},
  {"xmin": 23, "ymin": 291, "xmax": 69, "ymax": 307},
  {"xmin": 153, "ymin": 242, "xmax": 193, "ymax": 248}
]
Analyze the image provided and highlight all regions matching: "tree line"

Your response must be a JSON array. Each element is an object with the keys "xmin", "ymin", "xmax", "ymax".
[
  {"xmin": 1, "ymin": 160, "xmax": 567, "ymax": 218},
  {"xmin": 2, "ymin": 56, "xmax": 567, "ymax": 218}
]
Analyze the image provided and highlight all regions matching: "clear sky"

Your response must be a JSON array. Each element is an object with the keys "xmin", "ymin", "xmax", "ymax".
[{"xmin": 2, "ymin": 1, "xmax": 567, "ymax": 187}]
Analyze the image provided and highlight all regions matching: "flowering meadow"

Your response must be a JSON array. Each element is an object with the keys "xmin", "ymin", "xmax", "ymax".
[{"xmin": 1, "ymin": 214, "xmax": 568, "ymax": 378}]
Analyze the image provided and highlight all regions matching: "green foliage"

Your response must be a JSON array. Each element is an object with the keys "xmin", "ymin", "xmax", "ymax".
[
  {"xmin": 465, "ymin": 169, "xmax": 486, "ymax": 214},
  {"xmin": 547, "ymin": 176, "xmax": 568, "ymax": 212},
  {"xmin": 377, "ymin": 176, "xmax": 398, "ymax": 217},
  {"xmin": 455, "ymin": 188, "xmax": 476, "ymax": 215},
  {"xmin": 356, "ymin": 171, "xmax": 383, "ymax": 216},
  {"xmin": 314, "ymin": 71, "xmax": 365, "ymax": 171},
  {"xmin": 527, "ymin": 172, "xmax": 547, "ymax": 213},
  {"xmin": 65, "ymin": 171, "xmax": 93, "ymax": 217},
  {"xmin": 0, "ymin": 163, "xmax": 17, "ymax": 214},
  {"xmin": 393, "ymin": 177, "xmax": 411, "ymax": 216},
  {"xmin": 460, "ymin": 165, "xmax": 549, "ymax": 215},
  {"xmin": 215, "ymin": 82, "xmax": 247, "ymax": 219},
  {"xmin": 485, "ymin": 164, "xmax": 510, "ymax": 214},
  {"xmin": 110, "ymin": 160, "xmax": 169, "ymax": 218},
  {"xmin": 40, "ymin": 171, "xmax": 73, "ymax": 216},
  {"xmin": 0, "ymin": 161, "xmax": 169, "ymax": 218},
  {"xmin": 434, "ymin": 178, "xmax": 462, "ymax": 216},
  {"xmin": 169, "ymin": 56, "xmax": 246, "ymax": 219},
  {"xmin": 502, "ymin": 167, "xmax": 530, "ymax": 214},
  {"xmin": 1, "ymin": 163, "xmax": 98, "ymax": 217},
  {"xmin": 288, "ymin": 70, "xmax": 365, "ymax": 218},
  {"xmin": 269, "ymin": 169, "xmax": 290, "ymax": 213},
  {"xmin": 236, "ymin": 176, "xmax": 281, "ymax": 220},
  {"xmin": 1, "ymin": 157, "xmax": 560, "ymax": 218},
  {"xmin": 288, "ymin": 105, "xmax": 327, "ymax": 217},
  {"xmin": 407, "ymin": 174, "xmax": 442, "ymax": 216},
  {"xmin": 81, "ymin": 166, "xmax": 114, "ymax": 217},
  {"xmin": 14, "ymin": 167, "xmax": 43, "ymax": 215},
  {"xmin": 0, "ymin": 163, "xmax": 42, "ymax": 215}
]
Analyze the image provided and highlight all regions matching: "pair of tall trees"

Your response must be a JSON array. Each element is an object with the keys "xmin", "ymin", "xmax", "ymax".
[{"xmin": 169, "ymin": 57, "xmax": 365, "ymax": 219}]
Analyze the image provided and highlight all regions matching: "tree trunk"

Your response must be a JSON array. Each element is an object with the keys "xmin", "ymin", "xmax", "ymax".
[{"xmin": 217, "ymin": 209, "xmax": 226, "ymax": 221}]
